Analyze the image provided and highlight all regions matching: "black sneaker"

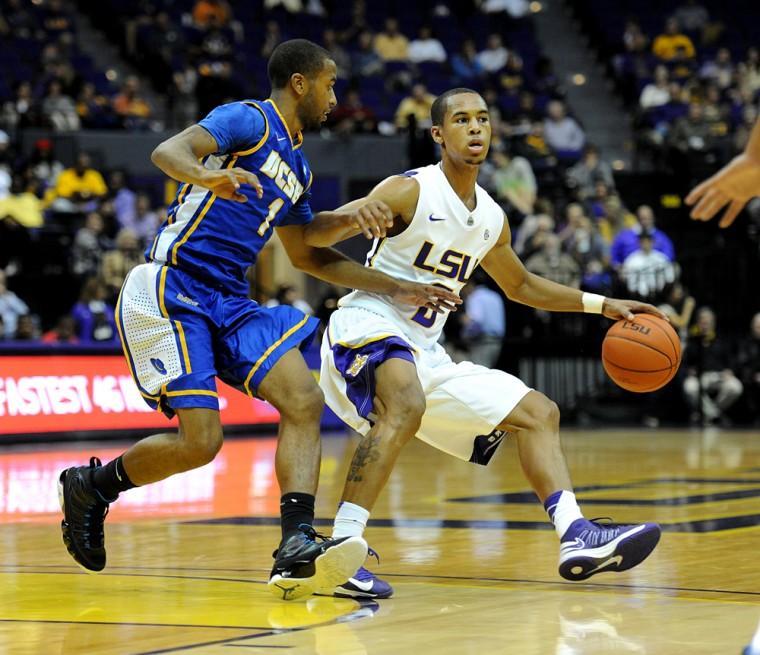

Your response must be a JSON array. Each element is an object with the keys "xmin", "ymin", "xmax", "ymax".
[
  {"xmin": 267, "ymin": 524, "xmax": 367, "ymax": 601},
  {"xmin": 58, "ymin": 457, "xmax": 111, "ymax": 573}
]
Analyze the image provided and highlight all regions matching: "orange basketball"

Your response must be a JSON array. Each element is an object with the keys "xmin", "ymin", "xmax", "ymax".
[{"xmin": 602, "ymin": 315, "xmax": 681, "ymax": 393}]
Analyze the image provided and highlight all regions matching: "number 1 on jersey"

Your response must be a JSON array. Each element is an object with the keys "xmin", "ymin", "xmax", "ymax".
[{"xmin": 258, "ymin": 197, "xmax": 284, "ymax": 236}]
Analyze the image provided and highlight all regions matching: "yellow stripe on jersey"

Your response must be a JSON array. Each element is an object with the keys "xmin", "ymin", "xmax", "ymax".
[
  {"xmin": 243, "ymin": 315, "xmax": 310, "ymax": 395},
  {"xmin": 169, "ymin": 156, "xmax": 237, "ymax": 266},
  {"xmin": 265, "ymin": 99, "xmax": 303, "ymax": 149},
  {"xmin": 234, "ymin": 102, "xmax": 270, "ymax": 155}
]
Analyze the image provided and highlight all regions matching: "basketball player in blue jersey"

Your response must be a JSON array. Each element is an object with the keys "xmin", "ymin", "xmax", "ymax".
[
  {"xmin": 307, "ymin": 88, "xmax": 669, "ymax": 597},
  {"xmin": 57, "ymin": 40, "xmax": 460, "ymax": 601}
]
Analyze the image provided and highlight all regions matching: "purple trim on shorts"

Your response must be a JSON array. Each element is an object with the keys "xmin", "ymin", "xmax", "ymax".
[{"xmin": 332, "ymin": 337, "xmax": 415, "ymax": 420}]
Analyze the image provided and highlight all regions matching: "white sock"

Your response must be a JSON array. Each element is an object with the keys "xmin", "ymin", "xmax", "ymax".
[
  {"xmin": 546, "ymin": 490, "xmax": 584, "ymax": 538},
  {"xmin": 332, "ymin": 501, "xmax": 369, "ymax": 540}
]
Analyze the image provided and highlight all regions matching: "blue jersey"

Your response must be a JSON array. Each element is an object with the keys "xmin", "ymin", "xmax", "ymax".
[{"xmin": 147, "ymin": 99, "xmax": 314, "ymax": 296}]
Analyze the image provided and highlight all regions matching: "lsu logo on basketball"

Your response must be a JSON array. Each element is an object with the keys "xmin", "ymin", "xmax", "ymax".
[{"xmin": 621, "ymin": 321, "xmax": 651, "ymax": 335}]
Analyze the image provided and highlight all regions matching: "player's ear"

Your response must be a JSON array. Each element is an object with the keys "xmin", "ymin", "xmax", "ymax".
[
  {"xmin": 289, "ymin": 73, "xmax": 308, "ymax": 98},
  {"xmin": 431, "ymin": 125, "xmax": 444, "ymax": 145}
]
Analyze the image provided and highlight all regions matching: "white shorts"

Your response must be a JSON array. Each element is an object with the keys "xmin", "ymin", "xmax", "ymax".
[{"xmin": 320, "ymin": 306, "xmax": 532, "ymax": 465}]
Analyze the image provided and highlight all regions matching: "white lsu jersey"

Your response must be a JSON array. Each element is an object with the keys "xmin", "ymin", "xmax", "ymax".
[{"xmin": 340, "ymin": 163, "xmax": 505, "ymax": 349}]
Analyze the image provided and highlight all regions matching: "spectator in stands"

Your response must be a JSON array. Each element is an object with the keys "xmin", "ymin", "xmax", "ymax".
[
  {"xmin": 0, "ymin": 174, "xmax": 43, "ymax": 230},
  {"xmin": 582, "ymin": 259, "xmax": 613, "ymax": 296},
  {"xmin": 525, "ymin": 233, "xmax": 581, "ymax": 288},
  {"xmin": 112, "ymin": 76, "xmax": 153, "ymax": 129},
  {"xmin": 71, "ymin": 276, "xmax": 118, "ymax": 343},
  {"xmin": 42, "ymin": 315, "xmax": 79, "ymax": 344},
  {"xmin": 683, "ymin": 307, "xmax": 743, "ymax": 425},
  {"xmin": 71, "ymin": 211, "xmax": 109, "ymax": 278},
  {"xmin": 610, "ymin": 204, "xmax": 675, "ymax": 268},
  {"xmin": 328, "ymin": 89, "xmax": 377, "ymax": 134},
  {"xmin": 26, "ymin": 139, "xmax": 63, "ymax": 190},
  {"xmin": 566, "ymin": 145, "xmax": 615, "ymax": 200},
  {"xmin": 597, "ymin": 194, "xmax": 637, "ymax": 243},
  {"xmin": 170, "ymin": 66, "xmax": 199, "ymax": 129},
  {"xmin": 543, "ymin": 100, "xmax": 585, "ymax": 160},
  {"xmin": 480, "ymin": 0, "xmax": 530, "ymax": 18},
  {"xmin": 101, "ymin": 228, "xmax": 142, "ymax": 302},
  {"xmin": 2, "ymin": 0, "xmax": 41, "ymax": 40},
  {"xmin": 395, "ymin": 83, "xmax": 436, "ymax": 131},
  {"xmin": 738, "ymin": 47, "xmax": 760, "ymax": 96},
  {"xmin": 193, "ymin": 0, "xmax": 231, "ymax": 28},
  {"xmin": 477, "ymin": 33, "xmax": 509, "ymax": 74},
  {"xmin": 47, "ymin": 152, "xmax": 108, "ymax": 215},
  {"xmin": 640, "ymin": 66, "xmax": 671, "ymax": 110},
  {"xmin": 374, "ymin": 17, "xmax": 409, "ymax": 63},
  {"xmin": 42, "ymin": 80, "xmax": 80, "ymax": 132},
  {"xmin": 76, "ymin": 82, "xmax": 114, "ymax": 130},
  {"xmin": 265, "ymin": 284, "xmax": 313, "ymax": 314},
  {"xmin": 674, "ymin": 0, "xmax": 723, "ymax": 45},
  {"xmin": 652, "ymin": 17, "xmax": 696, "ymax": 62},
  {"xmin": 658, "ymin": 281, "xmax": 695, "ymax": 344},
  {"xmin": 560, "ymin": 210, "xmax": 608, "ymax": 270},
  {"xmin": 451, "ymin": 39, "xmax": 485, "ymax": 85},
  {"xmin": 513, "ymin": 212, "xmax": 554, "ymax": 258},
  {"xmin": 0, "ymin": 131, "xmax": 11, "ymax": 200},
  {"xmin": 667, "ymin": 102, "xmax": 716, "ymax": 170},
  {"xmin": 41, "ymin": 0, "xmax": 75, "ymax": 40},
  {"xmin": 323, "ymin": 29, "xmax": 350, "ymax": 78},
  {"xmin": 13, "ymin": 314, "xmax": 38, "ymax": 341},
  {"xmin": 0, "ymin": 270, "xmax": 29, "ymax": 339},
  {"xmin": 738, "ymin": 313, "xmax": 760, "ymax": 424},
  {"xmin": 132, "ymin": 193, "xmax": 162, "ymax": 244},
  {"xmin": 487, "ymin": 151, "xmax": 536, "ymax": 216},
  {"xmin": 109, "ymin": 171, "xmax": 137, "ymax": 230},
  {"xmin": 620, "ymin": 231, "xmax": 676, "ymax": 299},
  {"xmin": 700, "ymin": 48, "xmax": 734, "ymax": 90},
  {"xmin": 408, "ymin": 26, "xmax": 447, "ymax": 64},
  {"xmin": 1, "ymin": 81, "xmax": 40, "ymax": 130},
  {"xmin": 351, "ymin": 30, "xmax": 384, "ymax": 78},
  {"xmin": 460, "ymin": 273, "xmax": 505, "ymax": 367}
]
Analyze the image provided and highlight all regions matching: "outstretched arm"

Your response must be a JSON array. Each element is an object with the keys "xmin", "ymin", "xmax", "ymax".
[
  {"xmin": 276, "ymin": 224, "xmax": 462, "ymax": 314},
  {"xmin": 686, "ymin": 118, "xmax": 760, "ymax": 227},
  {"xmin": 151, "ymin": 125, "xmax": 263, "ymax": 202},
  {"xmin": 481, "ymin": 216, "xmax": 666, "ymax": 321},
  {"xmin": 303, "ymin": 175, "xmax": 420, "ymax": 246}
]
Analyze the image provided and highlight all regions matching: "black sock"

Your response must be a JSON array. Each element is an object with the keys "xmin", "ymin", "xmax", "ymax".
[
  {"xmin": 280, "ymin": 492, "xmax": 315, "ymax": 541},
  {"xmin": 91, "ymin": 455, "xmax": 137, "ymax": 501}
]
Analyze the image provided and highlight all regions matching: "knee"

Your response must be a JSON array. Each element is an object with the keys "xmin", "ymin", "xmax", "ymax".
[
  {"xmin": 381, "ymin": 384, "xmax": 426, "ymax": 435},
  {"xmin": 180, "ymin": 426, "xmax": 224, "ymax": 468},
  {"xmin": 280, "ymin": 383, "xmax": 325, "ymax": 423},
  {"xmin": 520, "ymin": 396, "xmax": 560, "ymax": 433}
]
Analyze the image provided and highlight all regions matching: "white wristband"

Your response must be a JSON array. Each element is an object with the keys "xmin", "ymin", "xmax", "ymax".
[{"xmin": 582, "ymin": 292, "xmax": 605, "ymax": 314}]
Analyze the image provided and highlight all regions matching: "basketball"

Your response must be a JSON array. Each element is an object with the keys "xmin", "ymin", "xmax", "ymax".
[{"xmin": 602, "ymin": 315, "xmax": 681, "ymax": 393}]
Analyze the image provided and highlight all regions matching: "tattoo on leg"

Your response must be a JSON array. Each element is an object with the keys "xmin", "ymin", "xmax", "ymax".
[{"xmin": 347, "ymin": 433, "xmax": 381, "ymax": 482}]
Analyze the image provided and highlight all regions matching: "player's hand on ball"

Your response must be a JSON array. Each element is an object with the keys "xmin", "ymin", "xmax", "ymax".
[
  {"xmin": 392, "ymin": 281, "xmax": 462, "ymax": 313},
  {"xmin": 200, "ymin": 168, "xmax": 264, "ymax": 202},
  {"xmin": 602, "ymin": 299, "xmax": 669, "ymax": 322},
  {"xmin": 346, "ymin": 200, "xmax": 394, "ymax": 239},
  {"xmin": 686, "ymin": 153, "xmax": 760, "ymax": 227}
]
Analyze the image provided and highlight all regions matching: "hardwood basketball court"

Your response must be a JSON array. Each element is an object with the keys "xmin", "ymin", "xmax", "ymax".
[{"xmin": 2, "ymin": 428, "xmax": 758, "ymax": 654}]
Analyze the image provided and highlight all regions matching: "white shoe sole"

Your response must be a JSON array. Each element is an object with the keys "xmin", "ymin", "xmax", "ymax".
[{"xmin": 268, "ymin": 536, "xmax": 368, "ymax": 601}]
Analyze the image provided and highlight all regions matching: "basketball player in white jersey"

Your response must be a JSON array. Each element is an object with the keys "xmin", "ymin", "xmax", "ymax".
[{"xmin": 305, "ymin": 88, "xmax": 668, "ymax": 598}]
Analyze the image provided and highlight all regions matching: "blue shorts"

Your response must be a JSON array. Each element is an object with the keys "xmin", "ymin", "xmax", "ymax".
[{"xmin": 115, "ymin": 263, "xmax": 319, "ymax": 418}]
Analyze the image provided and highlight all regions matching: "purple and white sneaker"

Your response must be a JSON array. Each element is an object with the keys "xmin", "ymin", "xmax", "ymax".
[
  {"xmin": 558, "ymin": 518, "xmax": 661, "ymax": 581},
  {"xmin": 333, "ymin": 566, "xmax": 394, "ymax": 599}
]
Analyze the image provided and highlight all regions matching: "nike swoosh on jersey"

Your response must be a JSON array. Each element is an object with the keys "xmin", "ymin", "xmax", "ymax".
[{"xmin": 428, "ymin": 214, "xmax": 446, "ymax": 222}]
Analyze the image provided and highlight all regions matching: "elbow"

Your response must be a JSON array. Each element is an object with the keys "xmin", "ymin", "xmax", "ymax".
[{"xmin": 150, "ymin": 143, "xmax": 167, "ymax": 168}]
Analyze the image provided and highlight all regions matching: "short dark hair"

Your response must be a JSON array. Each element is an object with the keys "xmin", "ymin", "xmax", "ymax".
[
  {"xmin": 267, "ymin": 39, "xmax": 331, "ymax": 89},
  {"xmin": 431, "ymin": 87, "xmax": 482, "ymax": 125}
]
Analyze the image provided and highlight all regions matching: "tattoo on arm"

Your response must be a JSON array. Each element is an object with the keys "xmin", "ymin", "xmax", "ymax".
[{"xmin": 347, "ymin": 433, "xmax": 381, "ymax": 482}]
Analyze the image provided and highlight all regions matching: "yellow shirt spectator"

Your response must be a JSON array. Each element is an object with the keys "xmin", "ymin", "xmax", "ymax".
[
  {"xmin": 374, "ymin": 18, "xmax": 409, "ymax": 62},
  {"xmin": 0, "ymin": 192, "xmax": 43, "ymax": 228},
  {"xmin": 652, "ymin": 18, "xmax": 696, "ymax": 61},
  {"xmin": 394, "ymin": 85, "xmax": 435, "ymax": 129},
  {"xmin": 55, "ymin": 167, "xmax": 108, "ymax": 199}
]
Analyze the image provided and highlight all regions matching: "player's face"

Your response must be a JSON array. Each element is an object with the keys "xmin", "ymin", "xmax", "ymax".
[
  {"xmin": 438, "ymin": 94, "xmax": 491, "ymax": 165},
  {"xmin": 298, "ymin": 59, "xmax": 338, "ymax": 130}
]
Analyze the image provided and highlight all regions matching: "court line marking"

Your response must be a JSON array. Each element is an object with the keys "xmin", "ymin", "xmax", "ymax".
[
  {"xmin": 4, "ymin": 565, "xmax": 758, "ymax": 599},
  {"xmin": 0, "ymin": 618, "xmax": 267, "ymax": 630}
]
